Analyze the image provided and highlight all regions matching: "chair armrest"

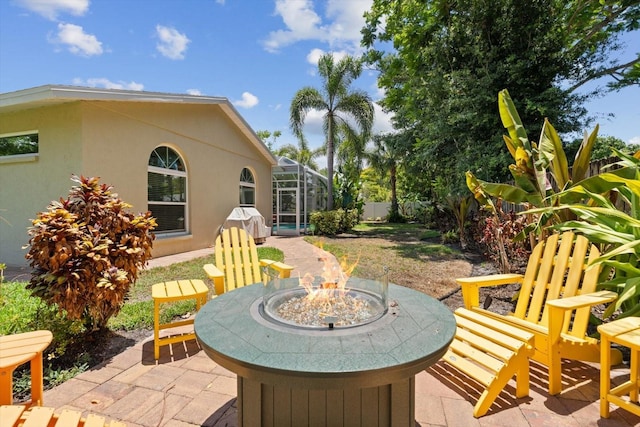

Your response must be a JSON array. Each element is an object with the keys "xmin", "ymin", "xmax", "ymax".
[
  {"xmin": 547, "ymin": 290, "xmax": 618, "ymax": 346},
  {"xmin": 546, "ymin": 290, "xmax": 618, "ymax": 310},
  {"xmin": 260, "ymin": 259, "xmax": 294, "ymax": 278},
  {"xmin": 456, "ymin": 274, "xmax": 524, "ymax": 309},
  {"xmin": 203, "ymin": 263, "xmax": 225, "ymax": 296}
]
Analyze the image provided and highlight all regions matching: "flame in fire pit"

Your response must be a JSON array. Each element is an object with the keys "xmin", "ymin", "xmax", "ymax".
[
  {"xmin": 261, "ymin": 241, "xmax": 388, "ymax": 329},
  {"xmin": 298, "ymin": 240, "xmax": 360, "ymax": 303}
]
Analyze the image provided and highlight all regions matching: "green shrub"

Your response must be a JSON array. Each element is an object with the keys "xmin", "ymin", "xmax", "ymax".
[
  {"xmin": 25, "ymin": 175, "xmax": 157, "ymax": 330},
  {"xmin": 441, "ymin": 230, "xmax": 459, "ymax": 244},
  {"xmin": 310, "ymin": 211, "xmax": 341, "ymax": 235},
  {"xmin": 338, "ymin": 208, "xmax": 360, "ymax": 231},
  {"xmin": 386, "ymin": 211, "xmax": 406, "ymax": 223},
  {"xmin": 310, "ymin": 209, "xmax": 359, "ymax": 235}
]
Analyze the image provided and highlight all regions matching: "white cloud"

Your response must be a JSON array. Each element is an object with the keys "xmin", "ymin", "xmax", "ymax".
[
  {"xmin": 306, "ymin": 48, "xmax": 348, "ymax": 65},
  {"xmin": 372, "ymin": 102, "xmax": 395, "ymax": 134},
  {"xmin": 52, "ymin": 23, "xmax": 103, "ymax": 56},
  {"xmin": 186, "ymin": 89, "xmax": 203, "ymax": 95},
  {"xmin": 72, "ymin": 77, "xmax": 144, "ymax": 91},
  {"xmin": 155, "ymin": 25, "xmax": 190, "ymax": 60},
  {"xmin": 263, "ymin": 0, "xmax": 371, "ymax": 54},
  {"xmin": 17, "ymin": 0, "xmax": 89, "ymax": 20},
  {"xmin": 233, "ymin": 92, "xmax": 259, "ymax": 109},
  {"xmin": 300, "ymin": 109, "xmax": 325, "ymax": 135},
  {"xmin": 629, "ymin": 136, "xmax": 640, "ymax": 146},
  {"xmin": 263, "ymin": 0, "xmax": 325, "ymax": 53},
  {"xmin": 324, "ymin": 0, "xmax": 371, "ymax": 51}
]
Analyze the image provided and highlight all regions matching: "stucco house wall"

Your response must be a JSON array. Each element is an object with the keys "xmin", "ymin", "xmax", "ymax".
[{"xmin": 0, "ymin": 85, "xmax": 276, "ymax": 267}]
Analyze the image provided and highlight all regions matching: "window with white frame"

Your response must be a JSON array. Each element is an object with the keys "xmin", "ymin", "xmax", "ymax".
[
  {"xmin": 148, "ymin": 146, "xmax": 187, "ymax": 233},
  {"xmin": 0, "ymin": 131, "xmax": 38, "ymax": 156},
  {"xmin": 239, "ymin": 167, "xmax": 255, "ymax": 207}
]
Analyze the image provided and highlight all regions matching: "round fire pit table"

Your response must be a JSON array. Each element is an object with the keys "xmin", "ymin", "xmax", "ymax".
[{"xmin": 195, "ymin": 280, "xmax": 455, "ymax": 427}]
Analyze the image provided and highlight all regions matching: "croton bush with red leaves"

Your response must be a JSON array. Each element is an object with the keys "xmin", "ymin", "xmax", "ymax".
[{"xmin": 25, "ymin": 175, "xmax": 156, "ymax": 330}]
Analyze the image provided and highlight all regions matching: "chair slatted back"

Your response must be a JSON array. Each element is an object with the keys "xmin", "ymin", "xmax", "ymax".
[
  {"xmin": 513, "ymin": 231, "xmax": 601, "ymax": 339},
  {"xmin": 214, "ymin": 227, "xmax": 263, "ymax": 292}
]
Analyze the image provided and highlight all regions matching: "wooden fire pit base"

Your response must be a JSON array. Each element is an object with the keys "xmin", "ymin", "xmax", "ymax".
[{"xmin": 238, "ymin": 374, "xmax": 415, "ymax": 426}]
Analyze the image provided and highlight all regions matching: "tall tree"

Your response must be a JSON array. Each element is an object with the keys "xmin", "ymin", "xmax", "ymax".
[
  {"xmin": 362, "ymin": 0, "xmax": 640, "ymax": 196},
  {"xmin": 290, "ymin": 53, "xmax": 374, "ymax": 210},
  {"xmin": 366, "ymin": 132, "xmax": 412, "ymax": 221},
  {"xmin": 256, "ymin": 130, "xmax": 281, "ymax": 151},
  {"xmin": 274, "ymin": 134, "xmax": 326, "ymax": 171}
]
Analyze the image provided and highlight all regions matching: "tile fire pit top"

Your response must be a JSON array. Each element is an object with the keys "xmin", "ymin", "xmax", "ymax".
[{"xmin": 194, "ymin": 281, "xmax": 456, "ymax": 389}]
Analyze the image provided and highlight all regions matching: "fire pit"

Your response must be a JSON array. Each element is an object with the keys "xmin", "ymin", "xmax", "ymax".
[
  {"xmin": 261, "ymin": 267, "xmax": 389, "ymax": 329},
  {"xmin": 195, "ymin": 277, "xmax": 455, "ymax": 426}
]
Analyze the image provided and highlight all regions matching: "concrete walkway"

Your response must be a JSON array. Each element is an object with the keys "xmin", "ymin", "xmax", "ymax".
[{"xmin": 15, "ymin": 235, "xmax": 640, "ymax": 426}]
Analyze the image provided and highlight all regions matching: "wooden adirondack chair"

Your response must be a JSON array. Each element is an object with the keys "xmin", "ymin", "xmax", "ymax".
[
  {"xmin": 203, "ymin": 227, "xmax": 294, "ymax": 296},
  {"xmin": 456, "ymin": 230, "xmax": 623, "ymax": 395}
]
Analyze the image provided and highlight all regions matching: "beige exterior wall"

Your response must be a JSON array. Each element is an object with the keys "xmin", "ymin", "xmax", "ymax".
[
  {"xmin": 0, "ymin": 103, "xmax": 84, "ymax": 266},
  {"xmin": 1, "ymin": 99, "xmax": 274, "ymax": 267}
]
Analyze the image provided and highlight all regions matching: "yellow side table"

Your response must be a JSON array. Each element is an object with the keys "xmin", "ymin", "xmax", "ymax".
[
  {"xmin": 152, "ymin": 279, "xmax": 209, "ymax": 360},
  {"xmin": 0, "ymin": 330, "xmax": 53, "ymax": 406},
  {"xmin": 598, "ymin": 317, "xmax": 640, "ymax": 418}
]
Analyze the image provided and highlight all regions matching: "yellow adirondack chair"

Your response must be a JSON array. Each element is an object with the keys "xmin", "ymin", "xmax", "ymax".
[
  {"xmin": 203, "ymin": 227, "xmax": 294, "ymax": 296},
  {"xmin": 456, "ymin": 230, "xmax": 623, "ymax": 395}
]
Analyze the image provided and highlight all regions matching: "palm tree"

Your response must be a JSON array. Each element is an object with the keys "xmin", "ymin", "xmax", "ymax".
[
  {"xmin": 290, "ymin": 53, "xmax": 374, "ymax": 210},
  {"xmin": 366, "ymin": 132, "xmax": 411, "ymax": 221},
  {"xmin": 274, "ymin": 134, "xmax": 326, "ymax": 171}
]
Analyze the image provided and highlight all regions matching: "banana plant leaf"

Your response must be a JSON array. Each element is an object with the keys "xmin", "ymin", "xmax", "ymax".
[
  {"xmin": 503, "ymin": 135, "xmax": 517, "ymax": 159},
  {"xmin": 571, "ymin": 125, "xmax": 599, "ymax": 182},
  {"xmin": 498, "ymin": 89, "xmax": 532, "ymax": 169},
  {"xmin": 481, "ymin": 180, "xmax": 543, "ymax": 206},
  {"xmin": 565, "ymin": 206, "xmax": 640, "ymax": 228},
  {"xmin": 508, "ymin": 164, "xmax": 539, "ymax": 194},
  {"xmin": 597, "ymin": 260, "xmax": 640, "ymax": 277},
  {"xmin": 539, "ymin": 119, "xmax": 570, "ymax": 190},
  {"xmin": 591, "ymin": 240, "xmax": 640, "ymax": 263},
  {"xmin": 553, "ymin": 219, "xmax": 638, "ymax": 244},
  {"xmin": 603, "ymin": 276, "xmax": 640, "ymax": 318}
]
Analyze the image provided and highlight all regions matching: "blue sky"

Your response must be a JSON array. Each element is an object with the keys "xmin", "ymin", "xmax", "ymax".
[{"xmin": 1, "ymin": 0, "xmax": 638, "ymax": 164}]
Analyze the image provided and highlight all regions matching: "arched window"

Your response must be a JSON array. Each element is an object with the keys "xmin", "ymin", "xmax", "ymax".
[
  {"xmin": 148, "ymin": 146, "xmax": 187, "ymax": 233},
  {"xmin": 239, "ymin": 168, "xmax": 255, "ymax": 207}
]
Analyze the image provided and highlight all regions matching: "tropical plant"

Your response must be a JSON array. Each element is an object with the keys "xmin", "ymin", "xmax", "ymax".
[
  {"xmin": 25, "ymin": 175, "xmax": 157, "ymax": 330},
  {"xmin": 366, "ymin": 132, "xmax": 412, "ymax": 222},
  {"xmin": 256, "ymin": 130, "xmax": 281, "ymax": 151},
  {"xmin": 440, "ymin": 195, "xmax": 475, "ymax": 250},
  {"xmin": 274, "ymin": 133, "xmax": 326, "ymax": 171},
  {"xmin": 290, "ymin": 53, "xmax": 374, "ymax": 210},
  {"xmin": 466, "ymin": 89, "xmax": 602, "ymax": 242},
  {"xmin": 529, "ymin": 149, "xmax": 640, "ymax": 318},
  {"xmin": 360, "ymin": 167, "xmax": 390, "ymax": 202}
]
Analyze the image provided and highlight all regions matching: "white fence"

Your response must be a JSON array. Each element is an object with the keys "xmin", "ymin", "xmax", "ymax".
[{"xmin": 361, "ymin": 202, "xmax": 391, "ymax": 220}]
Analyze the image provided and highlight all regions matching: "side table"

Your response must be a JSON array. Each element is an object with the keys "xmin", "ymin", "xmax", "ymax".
[
  {"xmin": 152, "ymin": 279, "xmax": 209, "ymax": 359},
  {"xmin": 0, "ymin": 330, "xmax": 53, "ymax": 406},
  {"xmin": 598, "ymin": 317, "xmax": 640, "ymax": 418}
]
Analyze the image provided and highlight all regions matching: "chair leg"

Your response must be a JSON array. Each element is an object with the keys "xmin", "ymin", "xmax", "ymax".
[
  {"xmin": 631, "ymin": 348, "xmax": 639, "ymax": 403},
  {"xmin": 31, "ymin": 353, "xmax": 44, "ymax": 406},
  {"xmin": 473, "ymin": 352, "xmax": 530, "ymax": 417},
  {"xmin": 547, "ymin": 339, "xmax": 563, "ymax": 395},
  {"xmin": 154, "ymin": 299, "xmax": 161, "ymax": 360}
]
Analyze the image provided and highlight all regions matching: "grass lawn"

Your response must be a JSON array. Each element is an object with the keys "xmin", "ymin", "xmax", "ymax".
[
  {"xmin": 305, "ymin": 222, "xmax": 473, "ymax": 299},
  {"xmin": 0, "ymin": 246, "xmax": 284, "ymax": 335}
]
